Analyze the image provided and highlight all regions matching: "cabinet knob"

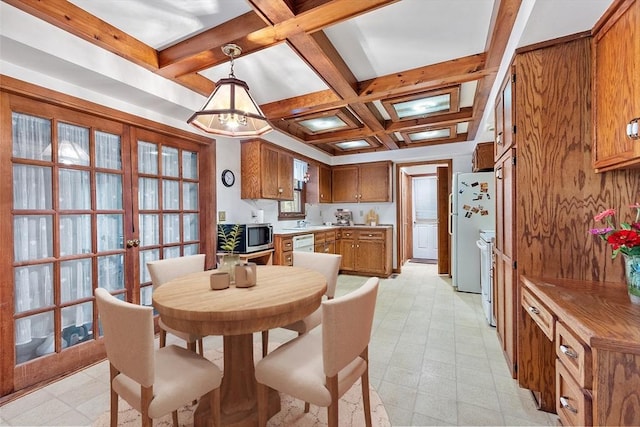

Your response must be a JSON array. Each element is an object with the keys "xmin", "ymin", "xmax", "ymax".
[
  {"xmin": 528, "ymin": 306, "xmax": 540, "ymax": 315},
  {"xmin": 559, "ymin": 344, "xmax": 578, "ymax": 359},
  {"xmin": 278, "ymin": 188, "xmax": 283, "ymax": 193},
  {"xmin": 559, "ymin": 396, "xmax": 578, "ymax": 414}
]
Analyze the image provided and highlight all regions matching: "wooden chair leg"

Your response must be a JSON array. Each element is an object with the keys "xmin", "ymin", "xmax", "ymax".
[
  {"xmin": 141, "ymin": 386, "xmax": 153, "ymax": 427},
  {"xmin": 159, "ymin": 329, "xmax": 167, "ymax": 348},
  {"xmin": 187, "ymin": 340, "xmax": 197, "ymax": 353},
  {"xmin": 197, "ymin": 338, "xmax": 204, "ymax": 357},
  {"xmin": 261, "ymin": 330, "xmax": 269, "ymax": 358},
  {"xmin": 172, "ymin": 410, "xmax": 179, "ymax": 426},
  {"xmin": 109, "ymin": 365, "xmax": 119, "ymax": 427},
  {"xmin": 211, "ymin": 387, "xmax": 221, "ymax": 427},
  {"xmin": 257, "ymin": 381, "xmax": 269, "ymax": 427},
  {"xmin": 304, "ymin": 402, "xmax": 310, "ymax": 413},
  {"xmin": 326, "ymin": 376, "xmax": 339, "ymax": 427},
  {"xmin": 361, "ymin": 370, "xmax": 372, "ymax": 427}
]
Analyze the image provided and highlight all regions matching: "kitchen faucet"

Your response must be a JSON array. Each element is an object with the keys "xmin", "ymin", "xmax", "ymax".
[{"xmin": 297, "ymin": 220, "xmax": 307, "ymax": 228}]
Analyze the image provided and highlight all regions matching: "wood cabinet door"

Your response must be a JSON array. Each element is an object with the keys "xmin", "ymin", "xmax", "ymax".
[
  {"xmin": 356, "ymin": 239, "xmax": 385, "ymax": 275},
  {"xmin": 260, "ymin": 145, "xmax": 280, "ymax": 199},
  {"xmin": 338, "ymin": 236, "xmax": 356, "ymax": 271},
  {"xmin": 319, "ymin": 164, "xmax": 332, "ymax": 203},
  {"xmin": 332, "ymin": 166, "xmax": 358, "ymax": 202},
  {"xmin": 495, "ymin": 72, "xmax": 514, "ymax": 161},
  {"xmin": 277, "ymin": 150, "xmax": 293, "ymax": 200},
  {"xmin": 593, "ymin": 0, "xmax": 640, "ymax": 171},
  {"xmin": 359, "ymin": 162, "xmax": 391, "ymax": 202}
]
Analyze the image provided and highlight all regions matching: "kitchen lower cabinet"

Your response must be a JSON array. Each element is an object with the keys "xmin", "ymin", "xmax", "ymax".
[
  {"xmin": 521, "ymin": 276, "xmax": 640, "ymax": 426},
  {"xmin": 314, "ymin": 230, "xmax": 336, "ymax": 254},
  {"xmin": 273, "ymin": 235, "xmax": 294, "ymax": 266},
  {"xmin": 337, "ymin": 227, "xmax": 392, "ymax": 277}
]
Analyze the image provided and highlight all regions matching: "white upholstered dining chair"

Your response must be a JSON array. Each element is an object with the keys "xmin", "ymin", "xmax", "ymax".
[
  {"xmin": 147, "ymin": 254, "xmax": 206, "ymax": 356},
  {"xmin": 94, "ymin": 288, "xmax": 222, "ymax": 427},
  {"xmin": 255, "ymin": 276, "xmax": 379, "ymax": 427},
  {"xmin": 261, "ymin": 251, "xmax": 342, "ymax": 356}
]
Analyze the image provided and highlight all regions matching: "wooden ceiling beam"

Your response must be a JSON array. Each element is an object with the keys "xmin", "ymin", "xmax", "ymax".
[{"xmin": 466, "ymin": 0, "xmax": 522, "ymax": 139}]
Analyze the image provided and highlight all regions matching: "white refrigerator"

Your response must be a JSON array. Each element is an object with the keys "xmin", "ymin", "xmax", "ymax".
[{"xmin": 449, "ymin": 172, "xmax": 495, "ymax": 293}]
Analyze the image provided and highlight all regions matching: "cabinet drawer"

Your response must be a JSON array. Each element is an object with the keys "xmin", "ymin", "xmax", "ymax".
[
  {"xmin": 357, "ymin": 230, "xmax": 385, "ymax": 240},
  {"xmin": 314, "ymin": 231, "xmax": 326, "ymax": 244},
  {"xmin": 340, "ymin": 230, "xmax": 355, "ymax": 239},
  {"xmin": 324, "ymin": 230, "xmax": 336, "ymax": 241},
  {"xmin": 280, "ymin": 237, "xmax": 293, "ymax": 251},
  {"xmin": 556, "ymin": 322, "xmax": 591, "ymax": 388},
  {"xmin": 281, "ymin": 251, "xmax": 293, "ymax": 266},
  {"xmin": 521, "ymin": 287, "xmax": 554, "ymax": 340},
  {"xmin": 556, "ymin": 359, "xmax": 592, "ymax": 427}
]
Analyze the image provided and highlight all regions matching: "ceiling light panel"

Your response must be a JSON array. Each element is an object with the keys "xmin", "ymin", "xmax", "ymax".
[
  {"xmin": 299, "ymin": 116, "xmax": 348, "ymax": 133},
  {"xmin": 335, "ymin": 140, "xmax": 371, "ymax": 150}
]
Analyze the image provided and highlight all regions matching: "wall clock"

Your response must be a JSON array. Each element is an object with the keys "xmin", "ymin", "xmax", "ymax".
[{"xmin": 221, "ymin": 169, "xmax": 235, "ymax": 187}]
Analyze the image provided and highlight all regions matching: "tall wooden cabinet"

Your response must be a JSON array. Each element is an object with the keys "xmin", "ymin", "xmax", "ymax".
[
  {"xmin": 332, "ymin": 161, "xmax": 392, "ymax": 203},
  {"xmin": 493, "ymin": 34, "xmax": 640, "ymax": 415},
  {"xmin": 592, "ymin": 0, "xmax": 640, "ymax": 172},
  {"xmin": 240, "ymin": 139, "xmax": 293, "ymax": 200}
]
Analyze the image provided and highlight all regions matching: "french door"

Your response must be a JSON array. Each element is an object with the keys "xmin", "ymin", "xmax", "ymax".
[{"xmin": 2, "ymin": 93, "xmax": 211, "ymax": 394}]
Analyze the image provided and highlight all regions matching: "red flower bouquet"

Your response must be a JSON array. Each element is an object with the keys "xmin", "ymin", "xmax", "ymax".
[{"xmin": 591, "ymin": 205, "xmax": 640, "ymax": 259}]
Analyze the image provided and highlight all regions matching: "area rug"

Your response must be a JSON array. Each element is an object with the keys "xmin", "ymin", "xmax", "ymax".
[
  {"xmin": 409, "ymin": 258, "xmax": 437, "ymax": 264},
  {"xmin": 93, "ymin": 343, "xmax": 390, "ymax": 427}
]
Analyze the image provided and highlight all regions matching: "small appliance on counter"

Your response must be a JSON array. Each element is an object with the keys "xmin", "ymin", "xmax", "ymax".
[{"xmin": 334, "ymin": 209, "xmax": 353, "ymax": 226}]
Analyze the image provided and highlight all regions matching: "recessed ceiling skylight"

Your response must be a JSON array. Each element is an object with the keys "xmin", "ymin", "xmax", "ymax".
[
  {"xmin": 299, "ymin": 116, "xmax": 348, "ymax": 132},
  {"xmin": 393, "ymin": 94, "xmax": 451, "ymax": 119},
  {"xmin": 409, "ymin": 128, "xmax": 451, "ymax": 141},
  {"xmin": 335, "ymin": 140, "xmax": 370, "ymax": 150}
]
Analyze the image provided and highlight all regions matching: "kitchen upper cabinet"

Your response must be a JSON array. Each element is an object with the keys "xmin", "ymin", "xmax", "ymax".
[
  {"xmin": 306, "ymin": 163, "xmax": 332, "ymax": 204},
  {"xmin": 592, "ymin": 0, "xmax": 640, "ymax": 172},
  {"xmin": 472, "ymin": 142, "xmax": 494, "ymax": 172},
  {"xmin": 241, "ymin": 139, "xmax": 293, "ymax": 200},
  {"xmin": 494, "ymin": 69, "xmax": 515, "ymax": 161},
  {"xmin": 332, "ymin": 161, "xmax": 392, "ymax": 203}
]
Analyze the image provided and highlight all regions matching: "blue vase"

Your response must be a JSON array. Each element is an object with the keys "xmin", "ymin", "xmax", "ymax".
[{"xmin": 623, "ymin": 254, "xmax": 640, "ymax": 304}]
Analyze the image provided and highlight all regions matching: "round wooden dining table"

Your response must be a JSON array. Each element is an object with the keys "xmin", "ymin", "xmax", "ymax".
[{"xmin": 152, "ymin": 265, "xmax": 327, "ymax": 427}]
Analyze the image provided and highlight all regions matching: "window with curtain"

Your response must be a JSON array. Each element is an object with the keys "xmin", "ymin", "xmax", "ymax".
[{"xmin": 279, "ymin": 159, "xmax": 307, "ymax": 219}]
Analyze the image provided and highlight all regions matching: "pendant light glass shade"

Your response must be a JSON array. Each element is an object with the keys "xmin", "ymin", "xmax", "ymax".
[{"xmin": 187, "ymin": 44, "xmax": 272, "ymax": 137}]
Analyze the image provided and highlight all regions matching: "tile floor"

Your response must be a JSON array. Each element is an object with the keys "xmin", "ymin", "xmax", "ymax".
[{"xmin": 0, "ymin": 261, "xmax": 557, "ymax": 426}]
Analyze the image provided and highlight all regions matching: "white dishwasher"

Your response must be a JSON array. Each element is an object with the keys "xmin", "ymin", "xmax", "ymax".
[{"xmin": 292, "ymin": 234, "xmax": 315, "ymax": 252}]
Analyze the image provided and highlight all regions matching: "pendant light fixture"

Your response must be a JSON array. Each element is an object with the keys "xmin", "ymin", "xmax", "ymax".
[{"xmin": 187, "ymin": 44, "xmax": 272, "ymax": 137}]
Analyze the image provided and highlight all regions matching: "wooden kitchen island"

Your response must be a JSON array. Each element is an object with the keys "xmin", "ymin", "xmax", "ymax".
[{"xmin": 519, "ymin": 276, "xmax": 640, "ymax": 426}]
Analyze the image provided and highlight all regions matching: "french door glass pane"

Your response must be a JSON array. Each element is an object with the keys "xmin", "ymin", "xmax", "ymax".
[
  {"xmin": 61, "ymin": 302, "xmax": 93, "ymax": 340},
  {"xmin": 184, "ymin": 213, "xmax": 199, "ymax": 242},
  {"xmin": 182, "ymin": 151, "xmax": 198, "ymax": 179},
  {"xmin": 139, "ymin": 214, "xmax": 159, "ymax": 246},
  {"xmin": 57, "ymin": 123, "xmax": 90, "ymax": 166},
  {"xmin": 60, "ymin": 215, "xmax": 92, "ymax": 256},
  {"xmin": 138, "ymin": 141, "xmax": 158, "ymax": 174},
  {"xmin": 95, "ymin": 131, "xmax": 121, "ymax": 170},
  {"xmin": 163, "ymin": 180, "xmax": 179, "ymax": 210},
  {"xmin": 139, "ymin": 249, "xmax": 159, "ymax": 284},
  {"xmin": 97, "ymin": 214, "xmax": 123, "ymax": 251},
  {"xmin": 98, "ymin": 254, "xmax": 124, "ymax": 292},
  {"xmin": 183, "ymin": 182, "xmax": 198, "ymax": 210},
  {"xmin": 139, "ymin": 178, "xmax": 158, "ymax": 210},
  {"xmin": 59, "ymin": 169, "xmax": 90, "ymax": 210},
  {"xmin": 163, "ymin": 214, "xmax": 180, "ymax": 244},
  {"xmin": 13, "ymin": 165, "xmax": 52, "ymax": 210},
  {"xmin": 15, "ymin": 311, "xmax": 54, "ymax": 363},
  {"xmin": 12, "ymin": 113, "xmax": 51, "ymax": 161},
  {"xmin": 162, "ymin": 146, "xmax": 179, "ymax": 177},
  {"xmin": 163, "ymin": 246, "xmax": 181, "ymax": 259},
  {"xmin": 14, "ymin": 264, "xmax": 53, "ymax": 314},
  {"xmin": 14, "ymin": 215, "xmax": 52, "ymax": 262},
  {"xmin": 60, "ymin": 259, "xmax": 92, "ymax": 303},
  {"xmin": 184, "ymin": 244, "xmax": 199, "ymax": 256},
  {"xmin": 96, "ymin": 173, "xmax": 123, "ymax": 210}
]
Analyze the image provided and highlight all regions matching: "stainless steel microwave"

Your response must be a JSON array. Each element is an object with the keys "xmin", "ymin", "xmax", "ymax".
[{"xmin": 218, "ymin": 223, "xmax": 274, "ymax": 254}]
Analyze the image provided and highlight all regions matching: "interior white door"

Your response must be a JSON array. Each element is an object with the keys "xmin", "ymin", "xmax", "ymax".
[{"xmin": 413, "ymin": 176, "xmax": 438, "ymax": 259}]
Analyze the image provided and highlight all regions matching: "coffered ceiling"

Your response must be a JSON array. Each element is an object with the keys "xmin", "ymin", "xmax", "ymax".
[{"xmin": 1, "ymin": 0, "xmax": 613, "ymax": 157}]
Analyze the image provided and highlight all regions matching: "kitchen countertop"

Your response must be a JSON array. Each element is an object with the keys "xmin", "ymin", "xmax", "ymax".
[{"xmin": 274, "ymin": 224, "xmax": 393, "ymax": 236}]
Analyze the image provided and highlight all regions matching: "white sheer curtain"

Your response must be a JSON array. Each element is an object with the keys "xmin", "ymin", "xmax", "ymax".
[{"xmin": 293, "ymin": 159, "xmax": 308, "ymax": 181}]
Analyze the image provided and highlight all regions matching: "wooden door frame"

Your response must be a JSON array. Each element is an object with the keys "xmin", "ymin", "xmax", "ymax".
[{"xmin": 394, "ymin": 159, "xmax": 452, "ymax": 274}]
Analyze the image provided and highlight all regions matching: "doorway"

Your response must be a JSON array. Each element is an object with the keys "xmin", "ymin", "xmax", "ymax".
[
  {"xmin": 395, "ymin": 160, "xmax": 452, "ymax": 275},
  {"xmin": 412, "ymin": 176, "xmax": 438, "ymax": 260}
]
